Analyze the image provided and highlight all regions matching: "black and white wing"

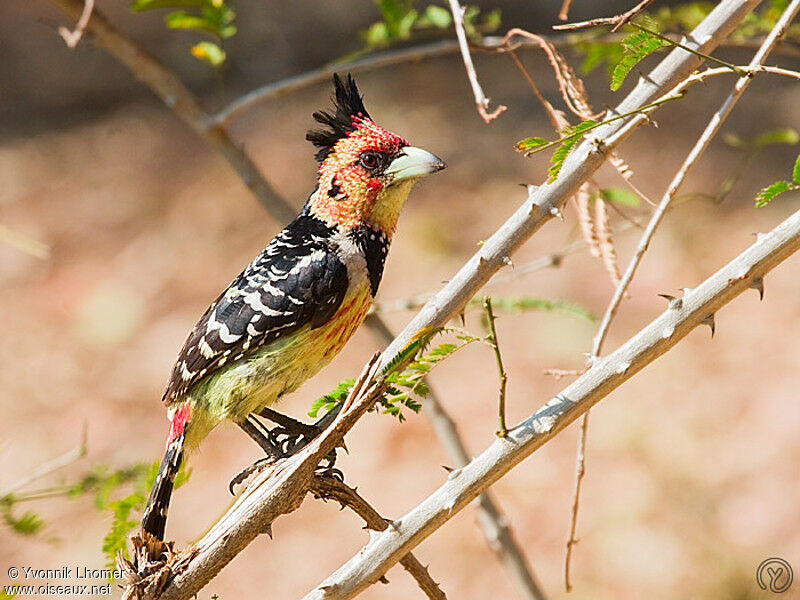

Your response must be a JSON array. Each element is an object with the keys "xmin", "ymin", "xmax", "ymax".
[{"xmin": 163, "ymin": 216, "xmax": 349, "ymax": 404}]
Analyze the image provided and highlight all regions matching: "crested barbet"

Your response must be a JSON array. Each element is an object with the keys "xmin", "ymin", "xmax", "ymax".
[{"xmin": 141, "ymin": 74, "xmax": 446, "ymax": 540}]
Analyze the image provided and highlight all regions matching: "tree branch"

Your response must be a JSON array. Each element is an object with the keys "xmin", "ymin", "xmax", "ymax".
[
  {"xmin": 447, "ymin": 0, "xmax": 506, "ymax": 122},
  {"xmin": 47, "ymin": 0, "xmax": 297, "ymax": 224},
  {"xmin": 363, "ymin": 316, "xmax": 547, "ymax": 600},
  {"xmin": 378, "ymin": 0, "xmax": 762, "ymax": 364},
  {"xmin": 305, "ymin": 202, "xmax": 800, "ymax": 600},
  {"xmin": 310, "ymin": 476, "xmax": 447, "ymax": 600}
]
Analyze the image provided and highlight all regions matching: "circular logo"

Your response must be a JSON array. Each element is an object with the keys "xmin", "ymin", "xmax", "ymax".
[{"xmin": 756, "ymin": 557, "xmax": 794, "ymax": 593}]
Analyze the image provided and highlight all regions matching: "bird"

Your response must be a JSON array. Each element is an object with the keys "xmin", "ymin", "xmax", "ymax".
[{"xmin": 141, "ymin": 73, "xmax": 446, "ymax": 540}]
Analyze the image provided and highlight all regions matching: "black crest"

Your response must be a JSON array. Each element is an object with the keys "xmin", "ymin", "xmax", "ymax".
[{"xmin": 306, "ymin": 73, "xmax": 372, "ymax": 162}]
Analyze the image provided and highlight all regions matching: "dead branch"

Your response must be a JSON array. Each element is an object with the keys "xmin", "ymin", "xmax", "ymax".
[
  {"xmin": 447, "ymin": 0, "xmax": 506, "ymax": 122},
  {"xmin": 310, "ymin": 476, "xmax": 447, "ymax": 600},
  {"xmin": 57, "ymin": 0, "xmax": 93, "ymax": 47},
  {"xmin": 553, "ymin": 0, "xmax": 656, "ymax": 32}
]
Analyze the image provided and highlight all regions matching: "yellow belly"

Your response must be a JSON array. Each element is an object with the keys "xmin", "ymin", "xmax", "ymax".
[{"xmin": 178, "ymin": 279, "xmax": 373, "ymax": 450}]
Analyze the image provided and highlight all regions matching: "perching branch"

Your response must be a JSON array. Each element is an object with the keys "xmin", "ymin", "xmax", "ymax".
[
  {"xmin": 310, "ymin": 476, "xmax": 446, "ymax": 600},
  {"xmin": 305, "ymin": 202, "xmax": 800, "ymax": 600},
  {"xmin": 447, "ymin": 0, "xmax": 506, "ymax": 122},
  {"xmin": 564, "ymin": 4, "xmax": 800, "ymax": 585}
]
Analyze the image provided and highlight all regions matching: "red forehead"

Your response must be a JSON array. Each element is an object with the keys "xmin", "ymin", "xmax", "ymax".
[{"xmin": 344, "ymin": 115, "xmax": 407, "ymax": 153}]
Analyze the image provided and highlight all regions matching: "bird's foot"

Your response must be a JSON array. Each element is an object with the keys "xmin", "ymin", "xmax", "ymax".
[
  {"xmin": 255, "ymin": 404, "xmax": 341, "ymax": 455},
  {"xmin": 228, "ymin": 456, "xmax": 275, "ymax": 494}
]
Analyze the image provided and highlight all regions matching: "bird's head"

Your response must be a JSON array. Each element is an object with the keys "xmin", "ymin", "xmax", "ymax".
[{"xmin": 305, "ymin": 74, "xmax": 445, "ymax": 236}]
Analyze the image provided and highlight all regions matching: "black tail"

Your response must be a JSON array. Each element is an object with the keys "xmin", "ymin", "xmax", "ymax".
[{"xmin": 141, "ymin": 431, "xmax": 185, "ymax": 540}]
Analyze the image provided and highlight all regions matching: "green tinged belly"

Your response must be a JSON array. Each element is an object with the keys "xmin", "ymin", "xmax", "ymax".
[{"xmin": 178, "ymin": 280, "xmax": 373, "ymax": 450}]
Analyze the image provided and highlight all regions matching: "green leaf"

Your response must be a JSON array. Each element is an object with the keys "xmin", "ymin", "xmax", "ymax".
[
  {"xmin": 724, "ymin": 128, "xmax": 799, "ymax": 149},
  {"xmin": 793, "ymin": 153, "xmax": 800, "ymax": 184},
  {"xmin": 576, "ymin": 41, "xmax": 624, "ymax": 77},
  {"xmin": 549, "ymin": 120, "xmax": 597, "ymax": 182},
  {"xmin": 758, "ymin": 128, "xmax": 800, "ymax": 149},
  {"xmin": 102, "ymin": 493, "xmax": 140, "ymax": 569},
  {"xmin": 364, "ymin": 21, "xmax": 390, "ymax": 47},
  {"xmin": 165, "ymin": 10, "xmax": 218, "ymax": 34},
  {"xmin": 420, "ymin": 5, "xmax": 452, "ymax": 29},
  {"xmin": 2, "ymin": 506, "xmax": 44, "ymax": 536},
  {"xmin": 481, "ymin": 8, "xmax": 502, "ymax": 32},
  {"xmin": 755, "ymin": 180, "xmax": 794, "ymax": 207},
  {"xmin": 600, "ymin": 187, "xmax": 640, "ymax": 207},
  {"xmin": 130, "ymin": 0, "xmax": 206, "ymax": 12},
  {"xmin": 309, "ymin": 379, "xmax": 354, "ymax": 417},
  {"xmin": 514, "ymin": 137, "xmax": 549, "ymax": 152},
  {"xmin": 611, "ymin": 26, "xmax": 668, "ymax": 91},
  {"xmin": 191, "ymin": 41, "xmax": 226, "ymax": 67}
]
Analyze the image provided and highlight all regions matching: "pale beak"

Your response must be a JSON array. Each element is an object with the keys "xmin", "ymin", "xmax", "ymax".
[{"xmin": 386, "ymin": 146, "xmax": 446, "ymax": 183}]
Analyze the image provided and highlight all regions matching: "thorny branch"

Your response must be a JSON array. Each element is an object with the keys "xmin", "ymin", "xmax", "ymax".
[
  {"xmin": 447, "ymin": 0, "xmax": 506, "ymax": 122},
  {"xmin": 564, "ymin": 1, "xmax": 800, "ymax": 589},
  {"xmin": 306, "ymin": 203, "xmax": 800, "ymax": 600},
  {"xmin": 553, "ymin": 0, "xmax": 656, "ymax": 32},
  {"xmin": 310, "ymin": 476, "xmax": 446, "ymax": 600},
  {"xmin": 483, "ymin": 297, "xmax": 509, "ymax": 437},
  {"xmin": 214, "ymin": 37, "xmax": 800, "ymax": 127},
  {"xmin": 362, "ymin": 317, "xmax": 547, "ymax": 600}
]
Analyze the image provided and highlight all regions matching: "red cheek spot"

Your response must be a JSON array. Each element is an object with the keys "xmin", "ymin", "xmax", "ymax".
[{"xmin": 367, "ymin": 179, "xmax": 383, "ymax": 192}]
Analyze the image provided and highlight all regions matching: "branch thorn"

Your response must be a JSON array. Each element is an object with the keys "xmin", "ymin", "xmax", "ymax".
[
  {"xmin": 701, "ymin": 313, "xmax": 716, "ymax": 337},
  {"xmin": 750, "ymin": 277, "xmax": 765, "ymax": 300}
]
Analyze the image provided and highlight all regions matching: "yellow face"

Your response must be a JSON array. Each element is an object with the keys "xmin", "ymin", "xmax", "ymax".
[{"xmin": 306, "ymin": 116, "xmax": 445, "ymax": 236}]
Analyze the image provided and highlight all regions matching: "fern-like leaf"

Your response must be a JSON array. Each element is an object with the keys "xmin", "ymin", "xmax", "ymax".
[
  {"xmin": 755, "ymin": 180, "xmax": 796, "ymax": 207},
  {"xmin": 611, "ymin": 27, "xmax": 667, "ymax": 91},
  {"xmin": 549, "ymin": 120, "xmax": 598, "ymax": 182}
]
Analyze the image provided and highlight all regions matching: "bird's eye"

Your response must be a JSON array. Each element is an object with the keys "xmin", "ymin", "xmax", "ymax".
[{"xmin": 359, "ymin": 151, "xmax": 382, "ymax": 170}]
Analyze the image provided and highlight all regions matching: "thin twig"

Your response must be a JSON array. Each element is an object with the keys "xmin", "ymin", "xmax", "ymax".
[
  {"xmin": 501, "ymin": 28, "xmax": 600, "ymax": 120},
  {"xmin": 57, "ymin": 0, "xmax": 93, "ymax": 47},
  {"xmin": 483, "ymin": 297, "xmax": 509, "ymax": 437},
  {"xmin": 552, "ymin": 0, "xmax": 655, "ymax": 31},
  {"xmin": 447, "ymin": 0, "xmax": 506, "ymax": 122},
  {"xmin": 363, "ymin": 315, "xmax": 548, "ymax": 600},
  {"xmin": 310, "ymin": 476, "xmax": 447, "ymax": 600},
  {"xmin": 563, "ymin": 1, "xmax": 800, "ymax": 589},
  {"xmin": 211, "ymin": 37, "xmax": 800, "ymax": 127},
  {"xmin": 629, "ymin": 22, "xmax": 748, "ymax": 77},
  {"xmin": 48, "ymin": 0, "xmax": 296, "ymax": 224},
  {"xmin": 558, "ymin": 0, "xmax": 574, "ymax": 22},
  {"xmin": 1, "ymin": 425, "xmax": 88, "ymax": 497}
]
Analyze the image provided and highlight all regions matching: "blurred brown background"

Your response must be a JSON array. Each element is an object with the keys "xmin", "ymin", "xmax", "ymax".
[{"xmin": 2, "ymin": 1, "xmax": 800, "ymax": 598}]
